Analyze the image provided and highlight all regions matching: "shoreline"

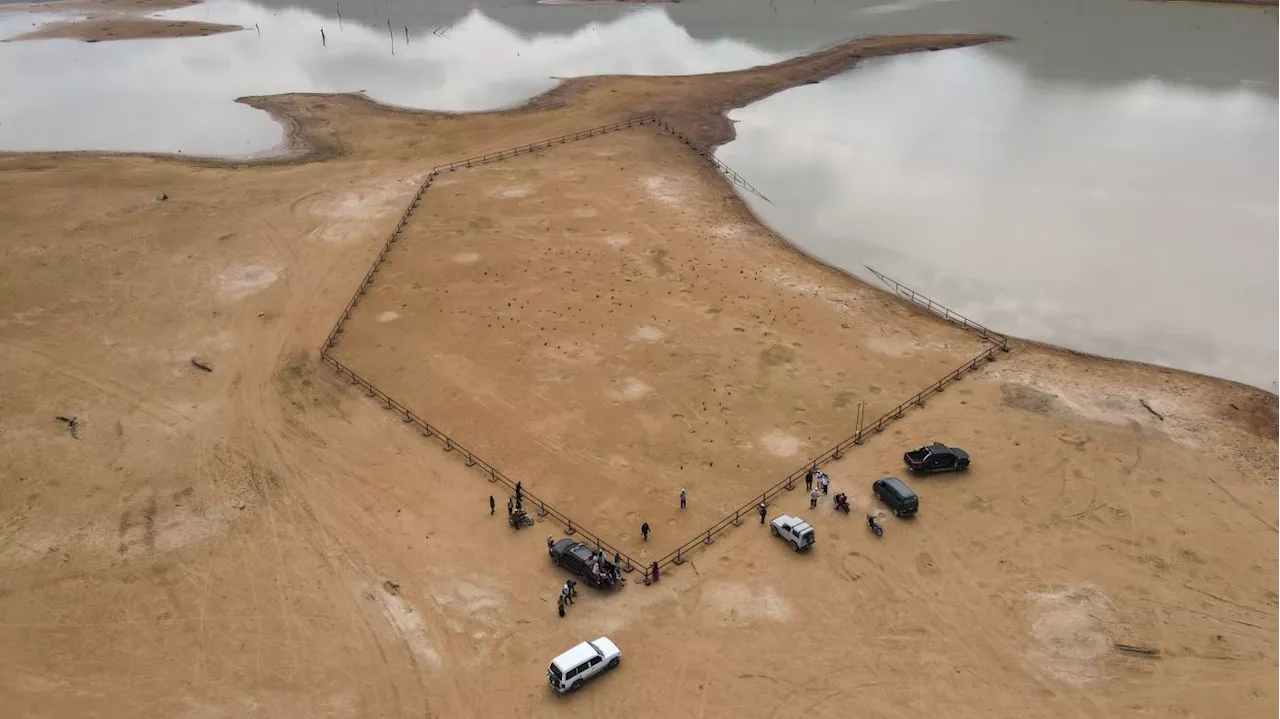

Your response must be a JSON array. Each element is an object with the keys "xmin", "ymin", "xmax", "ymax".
[
  {"xmin": 1, "ymin": 24, "xmax": 1274, "ymax": 717},
  {"xmin": 8, "ymin": 16, "xmax": 241, "ymax": 41},
  {"xmin": 0, "ymin": 0, "xmax": 230, "ymax": 42},
  {"xmin": 2, "ymin": 30, "xmax": 1272, "ymax": 399}
]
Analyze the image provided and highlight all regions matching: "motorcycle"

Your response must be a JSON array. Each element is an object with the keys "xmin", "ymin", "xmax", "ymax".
[
  {"xmin": 833, "ymin": 493, "xmax": 851, "ymax": 514},
  {"xmin": 866, "ymin": 514, "xmax": 883, "ymax": 538},
  {"xmin": 509, "ymin": 509, "xmax": 534, "ymax": 529}
]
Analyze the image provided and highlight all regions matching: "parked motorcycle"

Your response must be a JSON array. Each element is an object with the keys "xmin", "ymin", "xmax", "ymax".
[{"xmin": 866, "ymin": 514, "xmax": 883, "ymax": 538}]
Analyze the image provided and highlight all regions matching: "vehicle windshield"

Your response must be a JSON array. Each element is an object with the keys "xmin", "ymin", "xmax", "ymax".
[{"xmin": 587, "ymin": 641, "xmax": 603, "ymax": 658}]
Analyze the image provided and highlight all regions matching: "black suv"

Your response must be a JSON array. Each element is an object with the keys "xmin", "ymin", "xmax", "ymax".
[
  {"xmin": 873, "ymin": 477, "xmax": 919, "ymax": 517},
  {"xmin": 549, "ymin": 538, "xmax": 619, "ymax": 588}
]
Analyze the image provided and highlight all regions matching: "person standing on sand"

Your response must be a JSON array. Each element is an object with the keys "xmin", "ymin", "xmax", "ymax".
[
  {"xmin": 547, "ymin": 536, "xmax": 555, "ymax": 552},
  {"xmin": 507, "ymin": 496, "xmax": 514, "ymax": 517},
  {"xmin": 489, "ymin": 495, "xmax": 495, "ymax": 515},
  {"xmin": 558, "ymin": 593, "xmax": 566, "ymax": 618},
  {"xmin": 758, "ymin": 503, "xmax": 767, "ymax": 524},
  {"xmin": 805, "ymin": 470, "xmax": 813, "ymax": 492},
  {"xmin": 641, "ymin": 521, "xmax": 650, "ymax": 542},
  {"xmin": 650, "ymin": 562, "xmax": 660, "ymax": 583},
  {"xmin": 515, "ymin": 481, "xmax": 523, "ymax": 505},
  {"xmin": 680, "ymin": 488, "xmax": 687, "ymax": 510},
  {"xmin": 809, "ymin": 487, "xmax": 820, "ymax": 509},
  {"xmin": 819, "ymin": 472, "xmax": 830, "ymax": 496}
]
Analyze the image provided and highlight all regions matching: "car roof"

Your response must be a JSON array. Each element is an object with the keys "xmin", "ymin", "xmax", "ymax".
[
  {"xmin": 879, "ymin": 476, "xmax": 916, "ymax": 497},
  {"xmin": 773, "ymin": 515, "xmax": 812, "ymax": 531},
  {"xmin": 552, "ymin": 641, "xmax": 598, "ymax": 670},
  {"xmin": 552, "ymin": 539, "xmax": 579, "ymax": 552}
]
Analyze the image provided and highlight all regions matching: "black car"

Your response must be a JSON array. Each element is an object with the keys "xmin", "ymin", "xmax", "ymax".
[
  {"xmin": 903, "ymin": 442, "xmax": 970, "ymax": 474},
  {"xmin": 873, "ymin": 477, "xmax": 919, "ymax": 517},
  {"xmin": 549, "ymin": 538, "xmax": 620, "ymax": 588}
]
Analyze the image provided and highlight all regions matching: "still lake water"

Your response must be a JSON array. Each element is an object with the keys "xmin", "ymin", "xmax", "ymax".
[{"xmin": 0, "ymin": 0, "xmax": 1274, "ymax": 390}]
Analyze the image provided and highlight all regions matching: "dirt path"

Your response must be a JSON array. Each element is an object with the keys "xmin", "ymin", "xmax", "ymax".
[{"xmin": 0, "ymin": 31, "xmax": 1274, "ymax": 719}]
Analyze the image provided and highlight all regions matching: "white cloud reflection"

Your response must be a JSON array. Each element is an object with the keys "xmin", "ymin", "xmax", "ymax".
[
  {"xmin": 0, "ymin": 3, "xmax": 784, "ymax": 155},
  {"xmin": 720, "ymin": 47, "xmax": 1278, "ymax": 390}
]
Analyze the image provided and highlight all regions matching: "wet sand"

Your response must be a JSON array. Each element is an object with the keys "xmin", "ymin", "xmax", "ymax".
[
  {"xmin": 0, "ymin": 29, "xmax": 1275, "ymax": 719},
  {"xmin": 11, "ymin": 16, "xmax": 242, "ymax": 41}
]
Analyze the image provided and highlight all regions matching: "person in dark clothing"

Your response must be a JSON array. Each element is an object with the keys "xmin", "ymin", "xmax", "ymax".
[
  {"xmin": 758, "ymin": 503, "xmax": 767, "ymax": 524},
  {"xmin": 680, "ymin": 488, "xmax": 687, "ymax": 510},
  {"xmin": 650, "ymin": 562, "xmax": 660, "ymax": 583},
  {"xmin": 507, "ymin": 496, "xmax": 514, "ymax": 516},
  {"xmin": 805, "ymin": 470, "xmax": 813, "ymax": 492},
  {"xmin": 489, "ymin": 495, "xmax": 495, "ymax": 515},
  {"xmin": 515, "ymin": 481, "xmax": 522, "ymax": 504},
  {"xmin": 515, "ymin": 495, "xmax": 523, "ymax": 512},
  {"xmin": 641, "ymin": 521, "xmax": 650, "ymax": 542}
]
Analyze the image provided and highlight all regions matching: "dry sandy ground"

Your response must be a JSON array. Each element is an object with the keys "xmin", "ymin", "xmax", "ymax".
[
  {"xmin": 335, "ymin": 125, "xmax": 986, "ymax": 546},
  {"xmin": 0, "ymin": 31, "xmax": 1276, "ymax": 719}
]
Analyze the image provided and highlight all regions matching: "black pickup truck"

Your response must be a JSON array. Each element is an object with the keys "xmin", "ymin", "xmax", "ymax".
[
  {"xmin": 903, "ymin": 442, "xmax": 970, "ymax": 474},
  {"xmin": 549, "ymin": 538, "xmax": 621, "ymax": 589}
]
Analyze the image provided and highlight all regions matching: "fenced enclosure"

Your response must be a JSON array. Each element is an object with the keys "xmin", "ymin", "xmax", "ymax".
[{"xmin": 317, "ymin": 112, "xmax": 1009, "ymax": 582}]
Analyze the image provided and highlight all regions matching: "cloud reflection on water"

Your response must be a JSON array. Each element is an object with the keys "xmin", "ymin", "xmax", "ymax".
[
  {"xmin": 0, "ymin": 4, "xmax": 783, "ymax": 155},
  {"xmin": 720, "ymin": 48, "xmax": 1278, "ymax": 390}
]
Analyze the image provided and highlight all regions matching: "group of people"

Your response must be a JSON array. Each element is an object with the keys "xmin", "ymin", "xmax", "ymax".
[
  {"xmin": 806, "ymin": 468, "xmax": 830, "ymax": 509},
  {"xmin": 490, "ymin": 480, "xmax": 526, "ymax": 517},
  {"xmin": 587, "ymin": 548, "xmax": 622, "ymax": 585}
]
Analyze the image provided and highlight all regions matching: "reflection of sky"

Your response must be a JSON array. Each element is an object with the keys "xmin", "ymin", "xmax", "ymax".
[
  {"xmin": 0, "ymin": 4, "xmax": 783, "ymax": 155},
  {"xmin": 719, "ymin": 48, "xmax": 1279, "ymax": 391}
]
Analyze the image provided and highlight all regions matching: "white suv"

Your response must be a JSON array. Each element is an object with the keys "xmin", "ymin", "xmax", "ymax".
[
  {"xmin": 770, "ymin": 515, "xmax": 816, "ymax": 551},
  {"xmin": 547, "ymin": 637, "xmax": 621, "ymax": 693}
]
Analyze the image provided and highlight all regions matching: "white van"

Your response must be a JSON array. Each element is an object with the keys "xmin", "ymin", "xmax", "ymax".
[{"xmin": 547, "ymin": 637, "xmax": 621, "ymax": 693}]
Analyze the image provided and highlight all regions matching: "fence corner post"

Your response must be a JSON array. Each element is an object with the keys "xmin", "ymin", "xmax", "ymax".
[{"xmin": 565, "ymin": 520, "xmax": 575, "ymax": 535}]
